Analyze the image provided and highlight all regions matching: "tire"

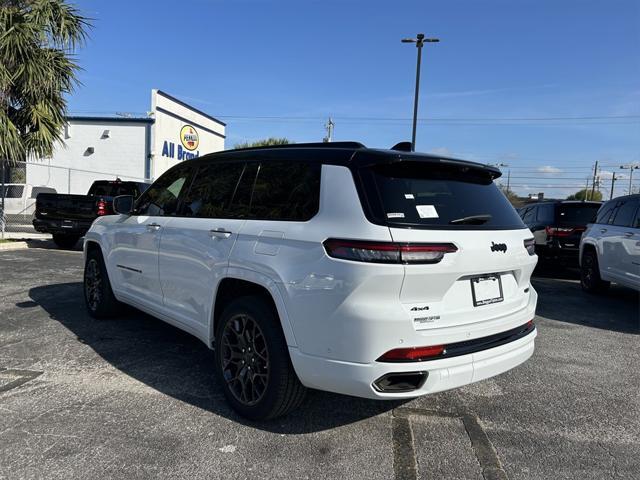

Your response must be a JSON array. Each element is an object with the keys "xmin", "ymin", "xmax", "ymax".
[
  {"xmin": 214, "ymin": 296, "xmax": 307, "ymax": 420},
  {"xmin": 52, "ymin": 234, "xmax": 80, "ymax": 249},
  {"xmin": 581, "ymin": 249, "xmax": 610, "ymax": 293},
  {"xmin": 84, "ymin": 248, "xmax": 121, "ymax": 318}
]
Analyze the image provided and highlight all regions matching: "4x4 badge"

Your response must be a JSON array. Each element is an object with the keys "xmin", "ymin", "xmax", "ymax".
[{"xmin": 490, "ymin": 242, "xmax": 507, "ymax": 253}]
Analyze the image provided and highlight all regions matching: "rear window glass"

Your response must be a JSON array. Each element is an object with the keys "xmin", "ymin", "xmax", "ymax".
[
  {"xmin": 359, "ymin": 161, "xmax": 525, "ymax": 230},
  {"xmin": 89, "ymin": 182, "xmax": 139, "ymax": 197},
  {"xmin": 1, "ymin": 185, "xmax": 24, "ymax": 198},
  {"xmin": 556, "ymin": 204, "xmax": 600, "ymax": 226}
]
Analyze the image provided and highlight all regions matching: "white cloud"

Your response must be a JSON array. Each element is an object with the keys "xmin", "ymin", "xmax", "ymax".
[
  {"xmin": 599, "ymin": 170, "xmax": 626, "ymax": 180},
  {"xmin": 536, "ymin": 166, "xmax": 563, "ymax": 174}
]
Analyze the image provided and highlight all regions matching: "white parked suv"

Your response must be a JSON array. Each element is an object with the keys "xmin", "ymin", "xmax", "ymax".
[
  {"xmin": 83, "ymin": 142, "xmax": 538, "ymax": 419},
  {"xmin": 580, "ymin": 194, "xmax": 640, "ymax": 292}
]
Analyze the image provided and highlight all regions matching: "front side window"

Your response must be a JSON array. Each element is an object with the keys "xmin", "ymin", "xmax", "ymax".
[
  {"xmin": 135, "ymin": 165, "xmax": 191, "ymax": 216},
  {"xmin": 181, "ymin": 162, "xmax": 246, "ymax": 218}
]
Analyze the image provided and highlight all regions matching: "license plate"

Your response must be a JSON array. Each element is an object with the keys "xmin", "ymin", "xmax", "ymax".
[{"xmin": 471, "ymin": 275, "xmax": 503, "ymax": 306}]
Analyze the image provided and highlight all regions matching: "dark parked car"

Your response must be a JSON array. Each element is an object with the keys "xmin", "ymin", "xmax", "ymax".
[
  {"xmin": 33, "ymin": 179, "xmax": 149, "ymax": 248},
  {"xmin": 517, "ymin": 200, "xmax": 602, "ymax": 264}
]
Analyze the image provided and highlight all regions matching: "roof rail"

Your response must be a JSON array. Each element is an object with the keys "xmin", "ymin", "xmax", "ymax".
[{"xmin": 229, "ymin": 141, "xmax": 366, "ymax": 152}]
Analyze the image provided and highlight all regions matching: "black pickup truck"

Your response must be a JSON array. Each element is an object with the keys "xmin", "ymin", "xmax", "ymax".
[{"xmin": 33, "ymin": 179, "xmax": 149, "ymax": 248}]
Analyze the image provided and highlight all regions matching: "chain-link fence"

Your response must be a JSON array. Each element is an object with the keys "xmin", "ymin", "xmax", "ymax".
[{"xmin": 1, "ymin": 160, "xmax": 146, "ymax": 239}]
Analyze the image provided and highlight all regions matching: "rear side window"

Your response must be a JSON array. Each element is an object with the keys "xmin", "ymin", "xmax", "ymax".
[
  {"xmin": 30, "ymin": 187, "xmax": 56, "ymax": 198},
  {"xmin": 249, "ymin": 161, "xmax": 321, "ymax": 221},
  {"xmin": 522, "ymin": 207, "xmax": 536, "ymax": 224},
  {"xmin": 556, "ymin": 204, "xmax": 600, "ymax": 226},
  {"xmin": 359, "ymin": 161, "xmax": 525, "ymax": 230},
  {"xmin": 611, "ymin": 198, "xmax": 639, "ymax": 227},
  {"xmin": 1, "ymin": 185, "xmax": 24, "ymax": 198}
]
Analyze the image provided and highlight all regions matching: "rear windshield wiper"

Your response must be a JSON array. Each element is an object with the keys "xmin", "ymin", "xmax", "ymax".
[{"xmin": 449, "ymin": 214, "xmax": 492, "ymax": 225}]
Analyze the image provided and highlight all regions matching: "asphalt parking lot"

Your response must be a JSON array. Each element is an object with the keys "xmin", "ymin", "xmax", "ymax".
[{"xmin": 0, "ymin": 246, "xmax": 638, "ymax": 480}]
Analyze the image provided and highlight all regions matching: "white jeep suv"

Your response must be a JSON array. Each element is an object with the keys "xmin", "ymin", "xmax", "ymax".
[{"xmin": 83, "ymin": 142, "xmax": 538, "ymax": 419}]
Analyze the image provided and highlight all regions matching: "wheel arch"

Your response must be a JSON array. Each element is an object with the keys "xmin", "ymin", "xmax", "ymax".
[{"xmin": 211, "ymin": 270, "xmax": 297, "ymax": 350}]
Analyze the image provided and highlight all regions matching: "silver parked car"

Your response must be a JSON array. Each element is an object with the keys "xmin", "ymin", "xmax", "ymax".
[{"xmin": 580, "ymin": 194, "xmax": 640, "ymax": 292}]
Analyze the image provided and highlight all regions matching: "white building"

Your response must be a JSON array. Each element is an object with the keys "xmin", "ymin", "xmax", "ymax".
[{"xmin": 26, "ymin": 90, "xmax": 226, "ymax": 194}]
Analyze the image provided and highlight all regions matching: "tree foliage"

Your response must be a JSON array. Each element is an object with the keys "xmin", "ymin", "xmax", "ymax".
[
  {"xmin": 0, "ymin": 0, "xmax": 90, "ymax": 164},
  {"xmin": 566, "ymin": 189, "xmax": 603, "ymax": 201},
  {"xmin": 234, "ymin": 137, "xmax": 291, "ymax": 149}
]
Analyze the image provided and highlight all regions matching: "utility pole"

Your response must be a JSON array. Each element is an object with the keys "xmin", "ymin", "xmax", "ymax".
[
  {"xmin": 620, "ymin": 164, "xmax": 639, "ymax": 194},
  {"xmin": 610, "ymin": 172, "xmax": 617, "ymax": 200},
  {"xmin": 402, "ymin": 34, "xmax": 439, "ymax": 151},
  {"xmin": 589, "ymin": 161, "xmax": 599, "ymax": 201},
  {"xmin": 323, "ymin": 118, "xmax": 334, "ymax": 143}
]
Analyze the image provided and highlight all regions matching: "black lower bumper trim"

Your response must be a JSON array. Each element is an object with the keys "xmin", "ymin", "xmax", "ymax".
[{"xmin": 378, "ymin": 321, "xmax": 536, "ymax": 363}]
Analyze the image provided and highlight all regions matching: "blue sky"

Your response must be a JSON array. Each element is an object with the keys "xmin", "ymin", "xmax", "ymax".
[{"xmin": 69, "ymin": 0, "xmax": 640, "ymax": 198}]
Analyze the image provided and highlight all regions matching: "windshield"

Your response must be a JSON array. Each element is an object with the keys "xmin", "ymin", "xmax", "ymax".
[
  {"xmin": 359, "ymin": 161, "xmax": 525, "ymax": 230},
  {"xmin": 556, "ymin": 204, "xmax": 600, "ymax": 226},
  {"xmin": 0, "ymin": 185, "xmax": 24, "ymax": 198}
]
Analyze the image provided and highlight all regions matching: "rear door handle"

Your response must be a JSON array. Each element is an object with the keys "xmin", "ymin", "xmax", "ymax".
[
  {"xmin": 625, "ymin": 232, "xmax": 635, "ymax": 237},
  {"xmin": 209, "ymin": 228, "xmax": 232, "ymax": 239},
  {"xmin": 600, "ymin": 228, "xmax": 607, "ymax": 234},
  {"xmin": 146, "ymin": 223, "xmax": 162, "ymax": 231}
]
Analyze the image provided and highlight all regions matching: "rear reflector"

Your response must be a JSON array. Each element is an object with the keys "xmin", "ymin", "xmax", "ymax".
[
  {"xmin": 378, "ymin": 345, "xmax": 446, "ymax": 362},
  {"xmin": 323, "ymin": 239, "xmax": 457, "ymax": 264}
]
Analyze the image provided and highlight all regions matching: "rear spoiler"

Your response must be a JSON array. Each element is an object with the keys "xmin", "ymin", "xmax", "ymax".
[{"xmin": 352, "ymin": 150, "xmax": 503, "ymax": 180}]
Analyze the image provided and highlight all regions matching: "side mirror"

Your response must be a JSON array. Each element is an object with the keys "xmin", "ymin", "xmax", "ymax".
[{"xmin": 113, "ymin": 195, "xmax": 134, "ymax": 215}]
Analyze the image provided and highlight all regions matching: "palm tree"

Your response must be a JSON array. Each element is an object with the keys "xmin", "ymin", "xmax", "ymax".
[{"xmin": 0, "ymin": 0, "xmax": 90, "ymax": 166}]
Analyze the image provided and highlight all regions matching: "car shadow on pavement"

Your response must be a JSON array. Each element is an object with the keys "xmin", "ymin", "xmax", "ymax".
[
  {"xmin": 532, "ymin": 276, "xmax": 639, "ymax": 334},
  {"xmin": 28, "ymin": 282, "xmax": 406, "ymax": 433}
]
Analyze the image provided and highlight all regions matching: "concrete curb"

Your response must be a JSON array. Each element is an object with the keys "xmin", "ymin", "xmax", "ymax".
[{"xmin": 0, "ymin": 241, "xmax": 29, "ymax": 251}]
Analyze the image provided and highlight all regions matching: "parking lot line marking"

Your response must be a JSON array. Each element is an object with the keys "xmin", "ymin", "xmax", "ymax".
[
  {"xmin": 462, "ymin": 414, "xmax": 508, "ymax": 480},
  {"xmin": 0, "ymin": 369, "xmax": 43, "ymax": 394},
  {"xmin": 393, "ymin": 407, "xmax": 509, "ymax": 480},
  {"xmin": 392, "ymin": 415, "xmax": 417, "ymax": 480}
]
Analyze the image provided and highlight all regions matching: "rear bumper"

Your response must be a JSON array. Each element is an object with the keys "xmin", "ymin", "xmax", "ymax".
[
  {"xmin": 290, "ymin": 325, "xmax": 536, "ymax": 399},
  {"xmin": 33, "ymin": 218, "xmax": 92, "ymax": 236}
]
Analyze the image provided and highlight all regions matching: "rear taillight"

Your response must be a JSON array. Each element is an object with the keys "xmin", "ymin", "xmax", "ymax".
[
  {"xmin": 545, "ymin": 226, "xmax": 574, "ymax": 237},
  {"xmin": 524, "ymin": 238, "xmax": 535, "ymax": 256},
  {"xmin": 322, "ymin": 239, "xmax": 457, "ymax": 265},
  {"xmin": 378, "ymin": 345, "xmax": 446, "ymax": 362},
  {"xmin": 96, "ymin": 199, "xmax": 107, "ymax": 216}
]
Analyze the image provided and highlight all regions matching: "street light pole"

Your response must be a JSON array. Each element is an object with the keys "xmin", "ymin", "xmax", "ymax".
[
  {"xmin": 620, "ymin": 164, "xmax": 639, "ymax": 194},
  {"xmin": 402, "ymin": 34, "xmax": 439, "ymax": 152}
]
